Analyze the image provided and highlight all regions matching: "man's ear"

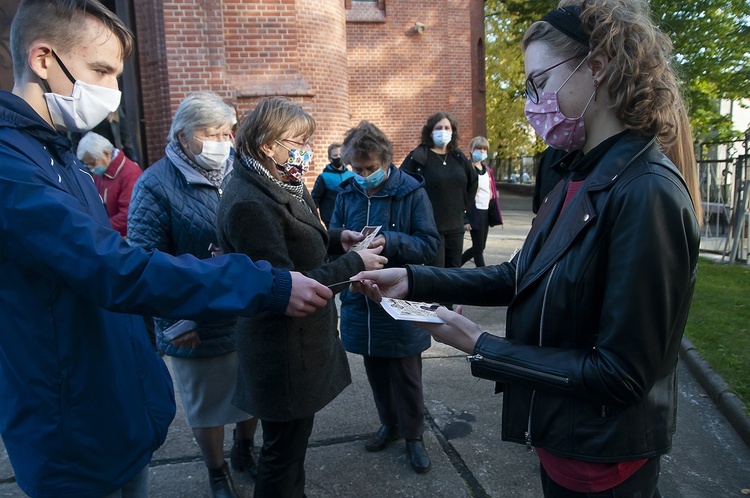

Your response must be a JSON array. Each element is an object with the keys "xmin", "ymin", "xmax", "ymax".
[
  {"xmin": 27, "ymin": 43, "xmax": 54, "ymax": 82},
  {"xmin": 587, "ymin": 49, "xmax": 610, "ymax": 86},
  {"xmin": 102, "ymin": 149, "xmax": 113, "ymax": 164}
]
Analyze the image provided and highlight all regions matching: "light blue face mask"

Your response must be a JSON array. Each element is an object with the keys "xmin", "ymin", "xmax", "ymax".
[
  {"xmin": 354, "ymin": 167, "xmax": 386, "ymax": 190},
  {"xmin": 472, "ymin": 150, "xmax": 488, "ymax": 162},
  {"xmin": 432, "ymin": 129, "xmax": 452, "ymax": 147},
  {"xmin": 92, "ymin": 164, "xmax": 108, "ymax": 175}
]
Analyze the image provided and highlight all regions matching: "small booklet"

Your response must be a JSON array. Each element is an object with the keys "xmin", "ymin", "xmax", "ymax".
[
  {"xmin": 380, "ymin": 298, "xmax": 446, "ymax": 324},
  {"xmin": 350, "ymin": 225, "xmax": 381, "ymax": 251}
]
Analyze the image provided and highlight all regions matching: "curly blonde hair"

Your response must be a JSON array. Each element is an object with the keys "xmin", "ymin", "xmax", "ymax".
[{"xmin": 523, "ymin": 0, "xmax": 701, "ymax": 219}]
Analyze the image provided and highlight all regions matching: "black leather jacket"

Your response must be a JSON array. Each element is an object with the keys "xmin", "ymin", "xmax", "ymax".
[{"xmin": 406, "ymin": 134, "xmax": 700, "ymax": 462}]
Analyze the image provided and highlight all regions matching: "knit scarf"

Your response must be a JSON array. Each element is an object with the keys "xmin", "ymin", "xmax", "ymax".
[{"xmin": 240, "ymin": 154, "xmax": 305, "ymax": 203}]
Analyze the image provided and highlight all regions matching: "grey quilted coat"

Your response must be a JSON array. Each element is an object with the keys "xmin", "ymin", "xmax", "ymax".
[
  {"xmin": 127, "ymin": 146, "xmax": 236, "ymax": 358},
  {"xmin": 217, "ymin": 159, "xmax": 363, "ymax": 422}
]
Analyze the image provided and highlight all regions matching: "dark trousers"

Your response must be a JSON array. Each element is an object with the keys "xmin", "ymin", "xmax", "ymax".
[
  {"xmin": 540, "ymin": 456, "xmax": 662, "ymax": 498},
  {"xmin": 461, "ymin": 210, "xmax": 489, "ymax": 267},
  {"xmin": 434, "ymin": 231, "xmax": 464, "ymax": 268},
  {"xmin": 254, "ymin": 416, "xmax": 315, "ymax": 498},
  {"xmin": 363, "ymin": 354, "xmax": 425, "ymax": 439}
]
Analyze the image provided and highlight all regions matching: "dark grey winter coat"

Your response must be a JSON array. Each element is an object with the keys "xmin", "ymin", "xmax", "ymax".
[{"xmin": 217, "ymin": 160, "xmax": 363, "ymax": 422}]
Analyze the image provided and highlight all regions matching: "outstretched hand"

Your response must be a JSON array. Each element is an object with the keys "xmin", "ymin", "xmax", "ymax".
[
  {"xmin": 286, "ymin": 271, "xmax": 332, "ymax": 317},
  {"xmin": 349, "ymin": 267, "xmax": 409, "ymax": 302},
  {"xmin": 415, "ymin": 305, "xmax": 483, "ymax": 354}
]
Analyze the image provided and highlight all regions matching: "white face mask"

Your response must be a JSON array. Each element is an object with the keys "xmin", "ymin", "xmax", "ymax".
[
  {"xmin": 194, "ymin": 139, "xmax": 232, "ymax": 170},
  {"xmin": 44, "ymin": 80, "xmax": 121, "ymax": 133},
  {"xmin": 42, "ymin": 50, "xmax": 122, "ymax": 133}
]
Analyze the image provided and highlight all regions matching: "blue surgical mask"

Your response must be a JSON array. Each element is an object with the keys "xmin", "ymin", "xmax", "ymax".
[
  {"xmin": 354, "ymin": 167, "xmax": 386, "ymax": 190},
  {"xmin": 472, "ymin": 150, "xmax": 488, "ymax": 162},
  {"xmin": 432, "ymin": 130, "xmax": 452, "ymax": 147},
  {"xmin": 92, "ymin": 164, "xmax": 108, "ymax": 175}
]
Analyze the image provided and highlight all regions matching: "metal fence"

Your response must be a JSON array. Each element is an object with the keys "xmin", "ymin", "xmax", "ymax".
[{"xmin": 698, "ymin": 132, "xmax": 750, "ymax": 264}]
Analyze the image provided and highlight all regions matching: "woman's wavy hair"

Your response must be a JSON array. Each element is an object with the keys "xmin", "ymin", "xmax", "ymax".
[
  {"xmin": 523, "ymin": 0, "xmax": 701, "ymax": 220},
  {"xmin": 420, "ymin": 111, "xmax": 460, "ymax": 153}
]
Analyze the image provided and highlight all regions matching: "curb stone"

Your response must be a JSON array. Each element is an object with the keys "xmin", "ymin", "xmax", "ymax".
[{"xmin": 680, "ymin": 335, "xmax": 750, "ymax": 448}]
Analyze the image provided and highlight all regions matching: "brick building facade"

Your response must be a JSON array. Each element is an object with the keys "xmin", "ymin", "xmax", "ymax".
[{"xmin": 1, "ymin": 0, "xmax": 486, "ymax": 186}]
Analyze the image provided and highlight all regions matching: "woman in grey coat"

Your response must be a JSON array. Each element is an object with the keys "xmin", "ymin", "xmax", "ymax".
[{"xmin": 216, "ymin": 97, "xmax": 386, "ymax": 498}]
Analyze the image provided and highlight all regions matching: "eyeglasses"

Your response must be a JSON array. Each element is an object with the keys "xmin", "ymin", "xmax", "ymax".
[
  {"xmin": 524, "ymin": 55, "xmax": 581, "ymax": 105},
  {"xmin": 278, "ymin": 138, "xmax": 312, "ymax": 149}
]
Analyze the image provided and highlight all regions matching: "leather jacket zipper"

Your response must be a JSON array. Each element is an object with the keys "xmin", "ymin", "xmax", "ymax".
[
  {"xmin": 465, "ymin": 354, "xmax": 570, "ymax": 386},
  {"xmin": 527, "ymin": 262, "xmax": 558, "ymax": 450}
]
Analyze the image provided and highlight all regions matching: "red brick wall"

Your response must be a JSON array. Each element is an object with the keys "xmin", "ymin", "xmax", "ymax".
[
  {"xmin": 346, "ymin": 0, "xmax": 485, "ymax": 163},
  {"xmin": 136, "ymin": 0, "xmax": 350, "ymax": 189},
  {"xmin": 134, "ymin": 0, "xmax": 484, "ymax": 178},
  {"xmin": 134, "ymin": 0, "xmax": 172, "ymax": 165}
]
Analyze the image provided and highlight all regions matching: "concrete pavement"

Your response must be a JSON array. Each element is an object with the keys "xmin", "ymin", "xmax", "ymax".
[{"xmin": 2, "ymin": 192, "xmax": 749, "ymax": 497}]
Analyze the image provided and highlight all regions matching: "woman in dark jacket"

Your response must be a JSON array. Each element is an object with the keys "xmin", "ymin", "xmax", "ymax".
[
  {"xmin": 216, "ymin": 97, "xmax": 386, "ymax": 498},
  {"xmin": 401, "ymin": 111, "xmax": 477, "ymax": 268},
  {"xmin": 128, "ymin": 91, "xmax": 258, "ymax": 498},
  {"xmin": 330, "ymin": 121, "xmax": 439, "ymax": 474},
  {"xmin": 351, "ymin": 1, "xmax": 702, "ymax": 496}
]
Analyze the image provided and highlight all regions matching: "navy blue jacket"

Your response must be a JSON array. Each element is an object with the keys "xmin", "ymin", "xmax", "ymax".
[
  {"xmin": 0, "ymin": 90, "xmax": 291, "ymax": 498},
  {"xmin": 330, "ymin": 166, "xmax": 439, "ymax": 357},
  {"xmin": 310, "ymin": 163, "xmax": 354, "ymax": 224},
  {"xmin": 128, "ymin": 148, "xmax": 236, "ymax": 358}
]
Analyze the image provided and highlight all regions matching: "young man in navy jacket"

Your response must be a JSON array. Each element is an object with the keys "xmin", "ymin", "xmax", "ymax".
[{"xmin": 0, "ymin": 1, "xmax": 331, "ymax": 496}]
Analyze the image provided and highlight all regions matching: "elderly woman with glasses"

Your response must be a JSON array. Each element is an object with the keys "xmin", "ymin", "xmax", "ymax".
[
  {"xmin": 128, "ymin": 91, "xmax": 259, "ymax": 498},
  {"xmin": 351, "ymin": 0, "xmax": 702, "ymax": 495},
  {"xmin": 217, "ymin": 97, "xmax": 387, "ymax": 498}
]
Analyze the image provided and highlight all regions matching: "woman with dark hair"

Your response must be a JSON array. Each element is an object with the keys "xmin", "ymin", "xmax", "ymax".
[
  {"xmin": 401, "ymin": 111, "xmax": 477, "ymax": 268},
  {"xmin": 352, "ymin": 0, "xmax": 701, "ymax": 495},
  {"xmin": 217, "ymin": 97, "xmax": 386, "ymax": 498},
  {"xmin": 330, "ymin": 121, "xmax": 439, "ymax": 474}
]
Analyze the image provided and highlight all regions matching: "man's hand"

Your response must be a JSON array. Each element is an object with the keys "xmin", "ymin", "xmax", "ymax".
[
  {"xmin": 349, "ymin": 268, "xmax": 409, "ymax": 302},
  {"xmin": 171, "ymin": 330, "xmax": 201, "ymax": 348},
  {"xmin": 341, "ymin": 230, "xmax": 365, "ymax": 252},
  {"xmin": 416, "ymin": 305, "xmax": 482, "ymax": 354},
  {"xmin": 286, "ymin": 271, "xmax": 333, "ymax": 317}
]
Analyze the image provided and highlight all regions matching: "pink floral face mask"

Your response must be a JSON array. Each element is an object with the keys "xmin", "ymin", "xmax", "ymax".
[{"xmin": 524, "ymin": 57, "xmax": 595, "ymax": 152}]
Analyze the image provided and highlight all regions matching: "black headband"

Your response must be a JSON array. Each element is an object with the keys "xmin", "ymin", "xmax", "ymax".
[{"xmin": 541, "ymin": 6, "xmax": 590, "ymax": 47}]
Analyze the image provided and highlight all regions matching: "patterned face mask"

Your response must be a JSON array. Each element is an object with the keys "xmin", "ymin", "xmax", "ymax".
[
  {"xmin": 274, "ymin": 140, "xmax": 313, "ymax": 182},
  {"xmin": 524, "ymin": 56, "xmax": 594, "ymax": 152}
]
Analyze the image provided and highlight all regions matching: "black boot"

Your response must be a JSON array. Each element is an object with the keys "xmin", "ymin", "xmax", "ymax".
[
  {"xmin": 365, "ymin": 425, "xmax": 400, "ymax": 452},
  {"xmin": 230, "ymin": 428, "xmax": 258, "ymax": 479},
  {"xmin": 208, "ymin": 461, "xmax": 239, "ymax": 498},
  {"xmin": 405, "ymin": 438, "xmax": 431, "ymax": 474}
]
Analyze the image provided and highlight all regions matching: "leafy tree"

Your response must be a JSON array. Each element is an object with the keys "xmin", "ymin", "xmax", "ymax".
[{"xmin": 485, "ymin": 0, "xmax": 750, "ymax": 157}]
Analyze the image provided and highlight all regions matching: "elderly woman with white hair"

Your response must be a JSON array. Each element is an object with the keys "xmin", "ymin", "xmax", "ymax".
[
  {"xmin": 76, "ymin": 131, "xmax": 141, "ymax": 237},
  {"xmin": 128, "ymin": 91, "xmax": 257, "ymax": 498}
]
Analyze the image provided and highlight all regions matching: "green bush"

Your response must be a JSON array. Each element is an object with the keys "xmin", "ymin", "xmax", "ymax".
[{"xmin": 684, "ymin": 257, "xmax": 750, "ymax": 413}]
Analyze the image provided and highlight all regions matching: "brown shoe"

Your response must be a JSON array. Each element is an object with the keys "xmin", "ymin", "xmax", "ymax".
[{"xmin": 364, "ymin": 425, "xmax": 400, "ymax": 452}]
